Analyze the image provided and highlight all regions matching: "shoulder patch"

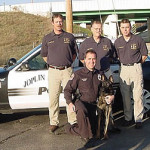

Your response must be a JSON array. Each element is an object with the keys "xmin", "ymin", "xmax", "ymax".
[
  {"xmin": 87, "ymin": 48, "xmax": 93, "ymax": 51},
  {"xmin": 98, "ymin": 74, "xmax": 101, "ymax": 80}
]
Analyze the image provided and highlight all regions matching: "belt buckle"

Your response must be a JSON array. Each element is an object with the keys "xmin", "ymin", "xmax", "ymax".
[
  {"xmin": 50, "ymin": 65, "xmax": 57, "ymax": 69},
  {"xmin": 128, "ymin": 63, "xmax": 134, "ymax": 66},
  {"xmin": 122, "ymin": 63, "xmax": 134, "ymax": 66},
  {"xmin": 60, "ymin": 66, "xmax": 68, "ymax": 70},
  {"xmin": 58, "ymin": 66, "xmax": 64, "ymax": 70},
  {"xmin": 51, "ymin": 65, "xmax": 69, "ymax": 70}
]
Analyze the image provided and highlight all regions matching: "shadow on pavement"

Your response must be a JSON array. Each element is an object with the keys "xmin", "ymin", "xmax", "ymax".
[
  {"xmin": 0, "ymin": 109, "xmax": 66, "ymax": 124},
  {"xmin": 77, "ymin": 115, "xmax": 150, "ymax": 150}
]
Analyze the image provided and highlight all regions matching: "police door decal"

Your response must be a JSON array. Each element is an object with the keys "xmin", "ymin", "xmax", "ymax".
[{"xmin": 8, "ymin": 70, "xmax": 49, "ymax": 109}]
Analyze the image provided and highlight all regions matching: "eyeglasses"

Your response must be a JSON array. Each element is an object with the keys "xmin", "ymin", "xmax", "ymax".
[{"xmin": 92, "ymin": 28, "xmax": 102, "ymax": 31}]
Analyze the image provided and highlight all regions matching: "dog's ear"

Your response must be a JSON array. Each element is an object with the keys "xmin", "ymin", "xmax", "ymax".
[
  {"xmin": 101, "ymin": 74, "xmax": 106, "ymax": 81},
  {"xmin": 109, "ymin": 75, "xmax": 114, "ymax": 83}
]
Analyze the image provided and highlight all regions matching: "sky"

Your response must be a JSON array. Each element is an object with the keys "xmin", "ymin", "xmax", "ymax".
[{"xmin": 0, "ymin": 0, "xmax": 65, "ymax": 6}]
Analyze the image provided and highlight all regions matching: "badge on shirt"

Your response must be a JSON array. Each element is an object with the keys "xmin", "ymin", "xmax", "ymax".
[
  {"xmin": 131, "ymin": 44, "xmax": 137, "ymax": 50},
  {"xmin": 103, "ymin": 45, "xmax": 109, "ymax": 51},
  {"xmin": 64, "ymin": 38, "xmax": 70, "ymax": 43},
  {"xmin": 118, "ymin": 46, "xmax": 124, "ymax": 49},
  {"xmin": 69, "ymin": 74, "xmax": 74, "ymax": 80},
  {"xmin": 48, "ymin": 40, "xmax": 54, "ymax": 44},
  {"xmin": 98, "ymin": 74, "xmax": 101, "ymax": 80},
  {"xmin": 87, "ymin": 48, "xmax": 93, "ymax": 51},
  {"xmin": 81, "ymin": 78, "xmax": 87, "ymax": 81}
]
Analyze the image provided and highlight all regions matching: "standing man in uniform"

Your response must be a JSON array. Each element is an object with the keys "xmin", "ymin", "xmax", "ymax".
[
  {"xmin": 41, "ymin": 13, "xmax": 77, "ymax": 132},
  {"xmin": 114, "ymin": 19, "xmax": 148, "ymax": 129},
  {"xmin": 79, "ymin": 20, "xmax": 115, "ymax": 78},
  {"xmin": 64, "ymin": 50, "xmax": 114, "ymax": 141}
]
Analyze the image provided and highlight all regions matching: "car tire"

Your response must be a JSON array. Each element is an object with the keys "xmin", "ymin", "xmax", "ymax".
[{"xmin": 143, "ymin": 89, "xmax": 150, "ymax": 113}]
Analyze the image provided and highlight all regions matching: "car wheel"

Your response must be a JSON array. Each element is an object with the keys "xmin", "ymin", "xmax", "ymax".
[
  {"xmin": 131, "ymin": 89, "xmax": 150, "ymax": 113},
  {"xmin": 143, "ymin": 89, "xmax": 150, "ymax": 113}
]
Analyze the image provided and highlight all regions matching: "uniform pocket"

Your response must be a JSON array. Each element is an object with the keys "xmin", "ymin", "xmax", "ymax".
[{"xmin": 135, "ymin": 63, "xmax": 142, "ymax": 75}]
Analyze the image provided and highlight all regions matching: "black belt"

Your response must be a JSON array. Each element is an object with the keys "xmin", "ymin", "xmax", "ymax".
[
  {"xmin": 49, "ymin": 65, "xmax": 71, "ymax": 70},
  {"xmin": 122, "ymin": 63, "xmax": 135, "ymax": 66},
  {"xmin": 81, "ymin": 100, "xmax": 97, "ymax": 105}
]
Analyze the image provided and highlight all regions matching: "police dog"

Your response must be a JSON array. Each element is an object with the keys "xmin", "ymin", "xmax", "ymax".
[{"xmin": 96, "ymin": 74, "xmax": 118, "ymax": 139}]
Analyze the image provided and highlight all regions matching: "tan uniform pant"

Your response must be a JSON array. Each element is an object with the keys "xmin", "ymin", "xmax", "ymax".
[
  {"xmin": 48, "ymin": 67, "xmax": 77, "ymax": 125},
  {"xmin": 119, "ymin": 63, "xmax": 144, "ymax": 122}
]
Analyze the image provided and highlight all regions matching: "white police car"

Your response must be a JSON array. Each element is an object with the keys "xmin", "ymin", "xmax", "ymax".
[
  {"xmin": 0, "ymin": 44, "xmax": 150, "ymax": 114},
  {"xmin": 0, "ymin": 44, "xmax": 82, "ymax": 114}
]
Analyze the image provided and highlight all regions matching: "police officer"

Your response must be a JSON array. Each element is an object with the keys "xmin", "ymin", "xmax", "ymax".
[
  {"xmin": 114, "ymin": 19, "xmax": 148, "ymax": 129},
  {"xmin": 64, "ymin": 50, "xmax": 114, "ymax": 141},
  {"xmin": 79, "ymin": 20, "xmax": 115, "ymax": 78},
  {"xmin": 41, "ymin": 13, "xmax": 77, "ymax": 132}
]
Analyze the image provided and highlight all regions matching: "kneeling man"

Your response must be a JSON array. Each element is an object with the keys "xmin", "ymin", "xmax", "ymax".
[{"xmin": 64, "ymin": 49, "xmax": 113, "ymax": 141}]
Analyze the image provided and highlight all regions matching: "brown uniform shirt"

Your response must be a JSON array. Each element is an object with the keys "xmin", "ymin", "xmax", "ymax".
[
  {"xmin": 64, "ymin": 67, "xmax": 102, "ymax": 104},
  {"xmin": 79, "ymin": 36, "xmax": 115, "ymax": 71},
  {"xmin": 114, "ymin": 34, "xmax": 148, "ymax": 64},
  {"xmin": 41, "ymin": 30, "xmax": 78, "ymax": 66}
]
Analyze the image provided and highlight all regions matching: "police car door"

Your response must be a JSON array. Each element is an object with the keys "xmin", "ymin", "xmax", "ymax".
[{"xmin": 8, "ymin": 51, "xmax": 50, "ymax": 110}]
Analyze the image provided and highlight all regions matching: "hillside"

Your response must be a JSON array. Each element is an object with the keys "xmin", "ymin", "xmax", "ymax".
[{"xmin": 0, "ymin": 12, "xmax": 91, "ymax": 66}]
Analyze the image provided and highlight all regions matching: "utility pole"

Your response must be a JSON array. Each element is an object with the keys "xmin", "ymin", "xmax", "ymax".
[
  {"xmin": 3, "ymin": 2, "xmax": 5, "ymax": 11},
  {"xmin": 66, "ymin": 0, "xmax": 73, "ymax": 33}
]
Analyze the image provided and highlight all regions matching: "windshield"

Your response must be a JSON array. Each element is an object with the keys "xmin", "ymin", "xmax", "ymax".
[{"xmin": 6, "ymin": 44, "xmax": 42, "ymax": 71}]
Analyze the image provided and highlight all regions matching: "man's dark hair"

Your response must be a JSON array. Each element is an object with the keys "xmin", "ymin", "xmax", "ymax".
[
  {"xmin": 91, "ymin": 20, "xmax": 102, "ymax": 27},
  {"xmin": 52, "ymin": 13, "xmax": 63, "ymax": 22},
  {"xmin": 84, "ymin": 49, "xmax": 97, "ymax": 58},
  {"xmin": 120, "ymin": 19, "xmax": 131, "ymax": 26}
]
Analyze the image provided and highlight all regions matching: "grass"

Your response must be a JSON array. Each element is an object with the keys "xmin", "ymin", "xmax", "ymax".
[{"xmin": 0, "ymin": 12, "xmax": 91, "ymax": 66}]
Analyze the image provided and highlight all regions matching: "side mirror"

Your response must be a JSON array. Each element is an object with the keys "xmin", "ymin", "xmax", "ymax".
[{"xmin": 7, "ymin": 58, "xmax": 17, "ymax": 67}]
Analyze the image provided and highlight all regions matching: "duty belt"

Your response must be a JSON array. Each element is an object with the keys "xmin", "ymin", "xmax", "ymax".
[
  {"xmin": 122, "ymin": 63, "xmax": 135, "ymax": 66},
  {"xmin": 49, "ymin": 65, "xmax": 71, "ymax": 70},
  {"xmin": 81, "ymin": 100, "xmax": 97, "ymax": 105}
]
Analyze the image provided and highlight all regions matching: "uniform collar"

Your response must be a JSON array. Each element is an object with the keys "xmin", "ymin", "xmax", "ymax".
[
  {"xmin": 122, "ymin": 33, "xmax": 134, "ymax": 42},
  {"xmin": 51, "ymin": 30, "xmax": 65, "ymax": 37},
  {"xmin": 91, "ymin": 36, "xmax": 105, "ymax": 43},
  {"xmin": 83, "ymin": 67, "xmax": 97, "ymax": 74},
  {"xmin": 129, "ymin": 33, "xmax": 134, "ymax": 41}
]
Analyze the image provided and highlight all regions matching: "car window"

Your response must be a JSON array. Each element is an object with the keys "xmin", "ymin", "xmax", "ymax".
[{"xmin": 28, "ymin": 52, "xmax": 47, "ymax": 70}]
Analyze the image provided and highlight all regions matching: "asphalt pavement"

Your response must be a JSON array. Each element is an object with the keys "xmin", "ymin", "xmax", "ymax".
[{"xmin": 0, "ymin": 110, "xmax": 150, "ymax": 150}]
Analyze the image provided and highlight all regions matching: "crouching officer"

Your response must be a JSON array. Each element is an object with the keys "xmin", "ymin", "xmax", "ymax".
[{"xmin": 64, "ymin": 49, "xmax": 114, "ymax": 142}]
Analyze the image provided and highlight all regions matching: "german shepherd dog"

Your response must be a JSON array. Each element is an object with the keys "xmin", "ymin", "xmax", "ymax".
[{"xmin": 96, "ymin": 75, "xmax": 119, "ymax": 139}]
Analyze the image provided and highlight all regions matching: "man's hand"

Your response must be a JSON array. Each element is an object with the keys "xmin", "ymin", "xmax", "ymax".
[
  {"xmin": 105, "ymin": 95, "xmax": 115, "ymax": 104},
  {"xmin": 80, "ymin": 60, "xmax": 84, "ymax": 64},
  {"xmin": 141, "ymin": 55, "xmax": 147, "ymax": 64},
  {"xmin": 68, "ymin": 103, "xmax": 75, "ymax": 112},
  {"xmin": 43, "ymin": 57, "xmax": 47, "ymax": 63}
]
